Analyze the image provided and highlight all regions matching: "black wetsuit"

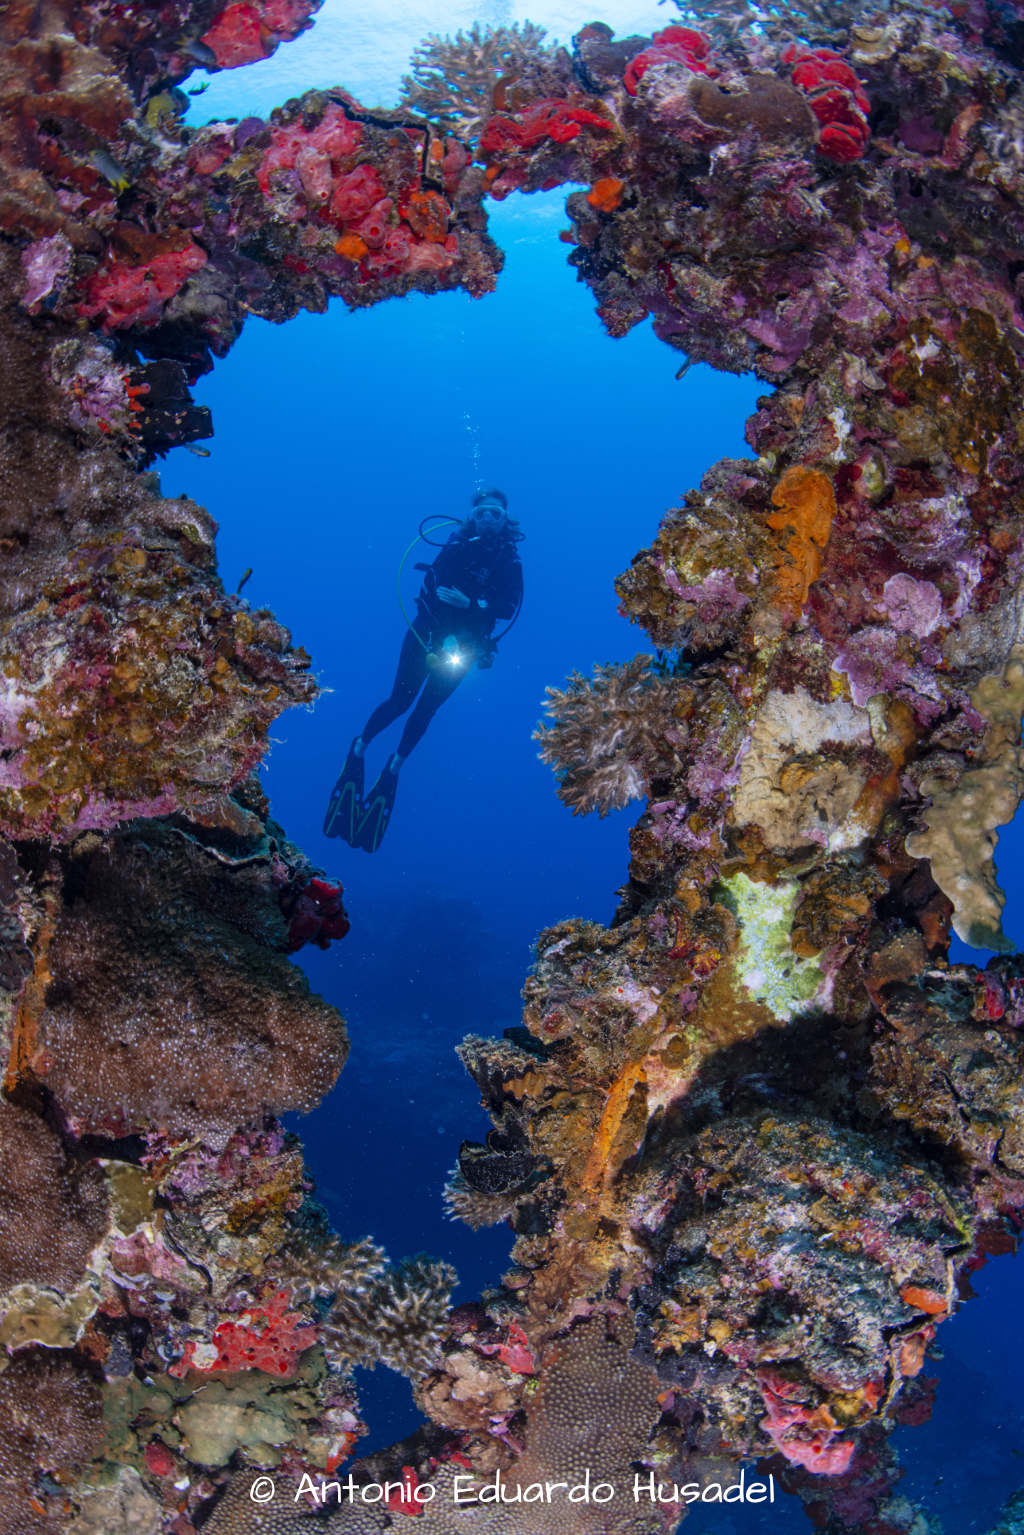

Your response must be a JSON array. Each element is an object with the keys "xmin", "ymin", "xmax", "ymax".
[{"xmin": 360, "ymin": 525, "xmax": 523, "ymax": 758}]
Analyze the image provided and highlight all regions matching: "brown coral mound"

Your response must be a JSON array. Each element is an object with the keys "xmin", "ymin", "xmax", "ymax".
[
  {"xmin": 34, "ymin": 825, "xmax": 347, "ymax": 1137},
  {"xmin": 514, "ymin": 1318, "xmax": 662, "ymax": 1503},
  {"xmin": 0, "ymin": 1348, "xmax": 103, "ymax": 1534},
  {"xmin": 0, "ymin": 1099, "xmax": 107, "ymax": 1293}
]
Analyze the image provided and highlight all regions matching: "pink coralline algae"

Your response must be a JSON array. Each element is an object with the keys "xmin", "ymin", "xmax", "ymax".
[
  {"xmin": 257, "ymin": 102, "xmax": 365, "ymax": 205},
  {"xmin": 19, "ymin": 233, "xmax": 72, "ymax": 311},
  {"xmin": 758, "ymin": 1369, "xmax": 856, "ymax": 1475},
  {"xmin": 47, "ymin": 336, "xmax": 149, "ymax": 442}
]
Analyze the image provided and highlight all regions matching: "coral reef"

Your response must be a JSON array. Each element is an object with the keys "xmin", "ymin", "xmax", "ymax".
[
  {"xmin": 0, "ymin": 1349, "xmax": 104, "ymax": 1535},
  {"xmin": 989, "ymin": 1490, "xmax": 1024, "ymax": 1535},
  {"xmin": 371, "ymin": 5, "xmax": 1024, "ymax": 1531},
  {"xmin": 401, "ymin": 23, "xmax": 568, "ymax": 138},
  {"xmin": 535, "ymin": 659, "xmax": 691, "ymax": 816},
  {"xmin": 31, "ymin": 808, "xmax": 348, "ymax": 1138},
  {"xmin": 4, "ymin": 0, "xmax": 1024, "ymax": 1531}
]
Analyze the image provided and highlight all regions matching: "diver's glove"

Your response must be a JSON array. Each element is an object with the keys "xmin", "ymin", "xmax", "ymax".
[{"xmin": 436, "ymin": 585, "xmax": 470, "ymax": 608}]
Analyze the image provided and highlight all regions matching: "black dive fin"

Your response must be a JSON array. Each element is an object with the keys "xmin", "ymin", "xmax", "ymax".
[
  {"xmin": 354, "ymin": 763, "xmax": 398, "ymax": 853},
  {"xmin": 323, "ymin": 744, "xmax": 365, "ymax": 844}
]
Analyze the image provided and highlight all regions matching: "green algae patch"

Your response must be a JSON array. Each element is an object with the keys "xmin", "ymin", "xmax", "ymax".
[{"xmin": 721, "ymin": 872, "xmax": 823, "ymax": 1021}]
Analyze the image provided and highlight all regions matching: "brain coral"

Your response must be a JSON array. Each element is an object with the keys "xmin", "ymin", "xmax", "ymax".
[{"xmin": 237, "ymin": 1316, "xmax": 665, "ymax": 1534}]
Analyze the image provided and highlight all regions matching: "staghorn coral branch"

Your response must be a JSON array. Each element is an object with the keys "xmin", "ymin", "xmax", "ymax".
[{"xmin": 400, "ymin": 22, "xmax": 564, "ymax": 134}]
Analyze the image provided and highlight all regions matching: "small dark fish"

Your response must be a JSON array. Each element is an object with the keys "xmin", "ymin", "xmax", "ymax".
[
  {"xmin": 181, "ymin": 37, "xmax": 218, "ymax": 68},
  {"xmin": 188, "ymin": 81, "xmax": 210, "ymax": 96},
  {"xmin": 184, "ymin": 443, "xmax": 210, "ymax": 457},
  {"xmin": 236, "ymin": 567, "xmax": 253, "ymax": 595},
  {"xmin": 91, "ymin": 149, "xmax": 130, "ymax": 193}
]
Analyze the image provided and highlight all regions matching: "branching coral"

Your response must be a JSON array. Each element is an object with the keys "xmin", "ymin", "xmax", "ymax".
[
  {"xmin": 322, "ymin": 1254, "xmax": 457, "ymax": 1379},
  {"xmin": 400, "ymin": 23, "xmax": 567, "ymax": 135},
  {"xmin": 281, "ymin": 1231, "xmax": 456, "ymax": 1379}
]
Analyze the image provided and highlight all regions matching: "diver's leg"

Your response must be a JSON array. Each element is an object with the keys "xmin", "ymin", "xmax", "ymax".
[
  {"xmin": 323, "ymin": 738, "xmax": 365, "ymax": 842},
  {"xmin": 395, "ymin": 661, "xmax": 463, "ymax": 761},
  {"xmin": 355, "ymin": 659, "xmax": 461, "ymax": 853},
  {"xmin": 326, "ymin": 628, "xmax": 427, "ymax": 841},
  {"xmin": 358, "ymin": 626, "xmax": 429, "ymax": 746}
]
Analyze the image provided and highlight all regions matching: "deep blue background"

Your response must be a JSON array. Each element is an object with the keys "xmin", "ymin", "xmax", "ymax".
[{"xmin": 164, "ymin": 188, "xmax": 1024, "ymax": 1532}]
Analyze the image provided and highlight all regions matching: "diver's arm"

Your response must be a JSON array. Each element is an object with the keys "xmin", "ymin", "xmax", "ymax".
[
  {"xmin": 419, "ymin": 544, "xmax": 461, "ymax": 615},
  {"xmin": 436, "ymin": 585, "xmax": 471, "ymax": 608},
  {"xmin": 488, "ymin": 555, "xmax": 523, "ymax": 621}
]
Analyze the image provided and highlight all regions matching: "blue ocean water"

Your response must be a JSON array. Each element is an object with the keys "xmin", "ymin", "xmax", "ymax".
[{"xmin": 165, "ymin": 14, "xmax": 1024, "ymax": 1530}]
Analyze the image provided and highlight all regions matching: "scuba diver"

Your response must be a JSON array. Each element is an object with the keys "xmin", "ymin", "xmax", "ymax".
[{"xmin": 323, "ymin": 487, "xmax": 524, "ymax": 853}]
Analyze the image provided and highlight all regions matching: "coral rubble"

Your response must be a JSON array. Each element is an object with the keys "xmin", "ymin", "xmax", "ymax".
[{"xmin": 3, "ymin": 0, "xmax": 1024, "ymax": 1531}]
